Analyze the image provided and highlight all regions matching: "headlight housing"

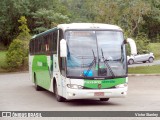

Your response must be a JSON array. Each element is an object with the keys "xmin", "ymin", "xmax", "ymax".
[{"xmin": 67, "ymin": 84, "xmax": 83, "ymax": 89}]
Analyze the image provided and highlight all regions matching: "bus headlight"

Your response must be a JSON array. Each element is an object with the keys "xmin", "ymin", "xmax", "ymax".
[
  {"xmin": 67, "ymin": 84, "xmax": 83, "ymax": 89},
  {"xmin": 115, "ymin": 83, "xmax": 128, "ymax": 88}
]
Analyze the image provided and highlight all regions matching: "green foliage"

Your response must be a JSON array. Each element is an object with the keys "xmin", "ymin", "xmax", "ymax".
[
  {"xmin": 92, "ymin": 0, "xmax": 151, "ymax": 37},
  {"xmin": 95, "ymin": 0, "xmax": 119, "ymax": 24},
  {"xmin": 62, "ymin": 0, "xmax": 96, "ymax": 22},
  {"xmin": 0, "ymin": 51, "xmax": 7, "ymax": 67},
  {"xmin": 0, "ymin": 0, "xmax": 30, "ymax": 45},
  {"xmin": 142, "ymin": 0, "xmax": 160, "ymax": 42},
  {"xmin": 5, "ymin": 16, "xmax": 30, "ymax": 71},
  {"xmin": 149, "ymin": 43, "xmax": 160, "ymax": 60},
  {"xmin": 6, "ymin": 39, "xmax": 28, "ymax": 71},
  {"xmin": 123, "ymin": 0, "xmax": 151, "ymax": 37},
  {"xmin": 135, "ymin": 33, "xmax": 150, "ymax": 54},
  {"xmin": 0, "ymin": 43, "xmax": 7, "ymax": 51},
  {"xmin": 17, "ymin": 16, "xmax": 31, "ymax": 40},
  {"xmin": 0, "ymin": 0, "xmax": 160, "ymax": 46},
  {"xmin": 0, "ymin": 51, "xmax": 8, "ymax": 73},
  {"xmin": 32, "ymin": 9, "xmax": 70, "ymax": 33}
]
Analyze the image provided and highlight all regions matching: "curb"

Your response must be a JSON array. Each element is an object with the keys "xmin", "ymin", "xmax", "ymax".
[
  {"xmin": 0, "ymin": 71, "xmax": 29, "ymax": 75},
  {"xmin": 128, "ymin": 74, "xmax": 160, "ymax": 76}
]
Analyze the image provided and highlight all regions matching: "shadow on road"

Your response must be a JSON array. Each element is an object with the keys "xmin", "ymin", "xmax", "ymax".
[{"xmin": 65, "ymin": 99, "xmax": 121, "ymax": 107}]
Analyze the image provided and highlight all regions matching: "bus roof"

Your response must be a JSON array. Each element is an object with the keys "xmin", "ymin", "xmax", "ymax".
[
  {"xmin": 58, "ymin": 23, "xmax": 122, "ymax": 31},
  {"xmin": 31, "ymin": 27, "xmax": 58, "ymax": 39},
  {"xmin": 31, "ymin": 23, "xmax": 122, "ymax": 39}
]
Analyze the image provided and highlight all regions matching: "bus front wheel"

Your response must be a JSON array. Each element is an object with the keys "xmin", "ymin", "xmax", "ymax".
[
  {"xmin": 54, "ymin": 82, "xmax": 66, "ymax": 102},
  {"xmin": 100, "ymin": 98, "xmax": 110, "ymax": 101}
]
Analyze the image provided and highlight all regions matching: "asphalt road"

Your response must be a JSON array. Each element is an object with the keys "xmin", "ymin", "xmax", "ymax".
[
  {"xmin": 0, "ymin": 72, "xmax": 160, "ymax": 112},
  {"xmin": 128, "ymin": 60, "xmax": 160, "ymax": 67}
]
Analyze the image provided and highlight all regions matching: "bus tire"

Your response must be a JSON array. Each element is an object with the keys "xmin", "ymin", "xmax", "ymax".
[
  {"xmin": 54, "ymin": 82, "xmax": 66, "ymax": 102},
  {"xmin": 100, "ymin": 98, "xmax": 109, "ymax": 101},
  {"xmin": 34, "ymin": 74, "xmax": 42, "ymax": 91}
]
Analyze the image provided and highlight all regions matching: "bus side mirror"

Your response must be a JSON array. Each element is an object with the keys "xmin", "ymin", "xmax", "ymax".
[{"xmin": 60, "ymin": 39, "xmax": 67, "ymax": 57}]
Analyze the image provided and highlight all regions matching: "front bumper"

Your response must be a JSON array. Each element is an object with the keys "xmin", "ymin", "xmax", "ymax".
[{"xmin": 65, "ymin": 87, "xmax": 128, "ymax": 100}]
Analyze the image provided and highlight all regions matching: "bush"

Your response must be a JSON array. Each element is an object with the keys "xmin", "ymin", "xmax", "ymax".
[
  {"xmin": 135, "ymin": 33, "xmax": 150, "ymax": 54},
  {"xmin": 6, "ymin": 39, "xmax": 28, "ymax": 71}
]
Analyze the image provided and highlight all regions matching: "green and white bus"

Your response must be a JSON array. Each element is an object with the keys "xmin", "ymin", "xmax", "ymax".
[{"xmin": 29, "ymin": 23, "xmax": 128, "ymax": 102}]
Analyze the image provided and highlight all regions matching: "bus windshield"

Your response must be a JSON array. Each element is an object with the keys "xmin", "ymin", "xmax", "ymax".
[{"xmin": 65, "ymin": 30, "xmax": 127, "ymax": 79}]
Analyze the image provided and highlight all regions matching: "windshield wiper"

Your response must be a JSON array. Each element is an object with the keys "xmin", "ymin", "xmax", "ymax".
[
  {"xmin": 83, "ymin": 49, "xmax": 96, "ymax": 77},
  {"xmin": 101, "ymin": 49, "xmax": 115, "ymax": 77}
]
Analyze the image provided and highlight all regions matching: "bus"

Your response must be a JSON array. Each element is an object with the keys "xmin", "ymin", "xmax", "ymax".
[{"xmin": 29, "ymin": 23, "xmax": 128, "ymax": 102}]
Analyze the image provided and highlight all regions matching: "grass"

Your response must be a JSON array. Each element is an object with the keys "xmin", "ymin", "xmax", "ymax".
[
  {"xmin": 0, "ymin": 51, "xmax": 8, "ymax": 73},
  {"xmin": 128, "ymin": 65, "xmax": 160, "ymax": 74},
  {"xmin": 0, "ymin": 51, "xmax": 7, "ymax": 66},
  {"xmin": 149, "ymin": 43, "xmax": 160, "ymax": 60}
]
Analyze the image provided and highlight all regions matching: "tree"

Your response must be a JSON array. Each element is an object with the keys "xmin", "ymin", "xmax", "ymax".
[
  {"xmin": 124, "ymin": 0, "xmax": 151, "ymax": 37},
  {"xmin": 6, "ymin": 16, "xmax": 30, "ymax": 70},
  {"xmin": 17, "ymin": 16, "xmax": 31, "ymax": 40},
  {"xmin": 0, "ymin": 0, "xmax": 70, "ymax": 45},
  {"xmin": 62, "ymin": 0, "xmax": 97, "ymax": 22},
  {"xmin": 95, "ymin": 0, "xmax": 119, "ymax": 24},
  {"xmin": 32, "ymin": 9, "xmax": 70, "ymax": 33},
  {"xmin": 0, "ymin": 0, "xmax": 30, "ymax": 45},
  {"xmin": 0, "ymin": 0, "xmax": 159, "ymax": 46},
  {"xmin": 142, "ymin": 0, "xmax": 160, "ymax": 42},
  {"xmin": 91, "ymin": 0, "xmax": 152, "ymax": 37}
]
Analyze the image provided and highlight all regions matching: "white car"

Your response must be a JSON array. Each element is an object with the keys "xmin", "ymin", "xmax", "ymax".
[{"xmin": 127, "ymin": 52, "xmax": 155, "ymax": 65}]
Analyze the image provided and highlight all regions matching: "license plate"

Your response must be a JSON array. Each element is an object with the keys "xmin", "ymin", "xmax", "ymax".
[{"xmin": 94, "ymin": 92, "xmax": 104, "ymax": 96}]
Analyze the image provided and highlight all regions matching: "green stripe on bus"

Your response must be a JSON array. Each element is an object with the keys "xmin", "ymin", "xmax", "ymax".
[
  {"xmin": 32, "ymin": 55, "xmax": 51, "ymax": 90},
  {"xmin": 84, "ymin": 78, "xmax": 126, "ymax": 89}
]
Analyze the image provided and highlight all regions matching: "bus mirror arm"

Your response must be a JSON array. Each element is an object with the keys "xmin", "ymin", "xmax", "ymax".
[
  {"xmin": 123, "ymin": 39, "xmax": 128, "ymax": 44},
  {"xmin": 60, "ymin": 39, "xmax": 67, "ymax": 57}
]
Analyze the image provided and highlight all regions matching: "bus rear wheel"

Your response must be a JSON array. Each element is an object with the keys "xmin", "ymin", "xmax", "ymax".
[
  {"xmin": 100, "ymin": 98, "xmax": 110, "ymax": 101},
  {"xmin": 34, "ymin": 74, "xmax": 42, "ymax": 91},
  {"xmin": 54, "ymin": 82, "xmax": 66, "ymax": 102}
]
